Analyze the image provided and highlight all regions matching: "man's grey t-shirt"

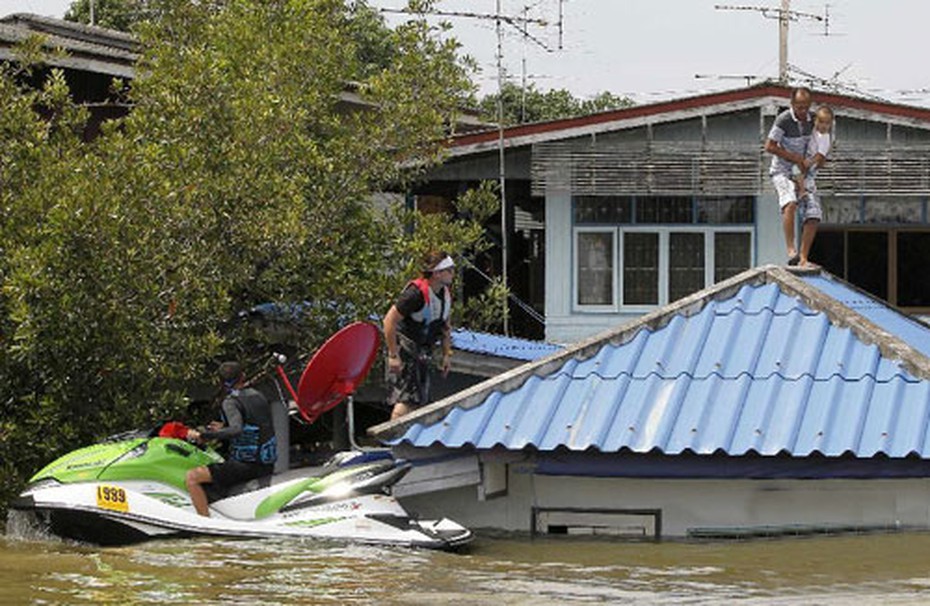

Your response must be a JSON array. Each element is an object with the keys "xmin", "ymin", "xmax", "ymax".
[{"xmin": 767, "ymin": 107, "xmax": 813, "ymax": 176}]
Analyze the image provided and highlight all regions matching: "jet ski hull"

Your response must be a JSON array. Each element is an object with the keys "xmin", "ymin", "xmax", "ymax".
[
  {"xmin": 13, "ymin": 475, "xmax": 472, "ymax": 550},
  {"xmin": 12, "ymin": 497, "xmax": 184, "ymax": 545}
]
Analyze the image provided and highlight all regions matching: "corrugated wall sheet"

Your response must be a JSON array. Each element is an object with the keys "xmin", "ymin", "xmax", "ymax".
[{"xmin": 532, "ymin": 141, "xmax": 930, "ymax": 196}]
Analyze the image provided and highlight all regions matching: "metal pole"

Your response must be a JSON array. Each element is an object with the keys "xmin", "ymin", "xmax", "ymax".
[
  {"xmin": 778, "ymin": 0, "xmax": 789, "ymax": 84},
  {"xmin": 89, "ymin": 0, "xmax": 95, "ymax": 25},
  {"xmin": 520, "ymin": 5, "xmax": 528, "ymax": 123},
  {"xmin": 496, "ymin": 0, "xmax": 509, "ymax": 335},
  {"xmin": 381, "ymin": 2, "xmax": 556, "ymax": 338}
]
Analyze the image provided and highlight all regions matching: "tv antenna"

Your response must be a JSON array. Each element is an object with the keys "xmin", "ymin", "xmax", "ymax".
[
  {"xmin": 715, "ymin": 1, "xmax": 830, "ymax": 84},
  {"xmin": 788, "ymin": 63, "xmax": 888, "ymax": 102},
  {"xmin": 694, "ymin": 74, "xmax": 761, "ymax": 86},
  {"xmin": 381, "ymin": 2, "xmax": 563, "ymax": 335}
]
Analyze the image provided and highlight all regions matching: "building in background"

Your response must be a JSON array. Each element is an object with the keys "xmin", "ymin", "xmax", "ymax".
[{"xmin": 418, "ymin": 84, "xmax": 930, "ymax": 344}]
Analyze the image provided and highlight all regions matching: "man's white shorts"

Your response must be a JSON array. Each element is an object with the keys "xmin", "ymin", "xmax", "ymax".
[
  {"xmin": 772, "ymin": 173, "xmax": 797, "ymax": 209},
  {"xmin": 772, "ymin": 173, "xmax": 823, "ymax": 222}
]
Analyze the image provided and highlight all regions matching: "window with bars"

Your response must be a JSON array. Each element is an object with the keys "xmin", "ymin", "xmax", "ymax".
[
  {"xmin": 623, "ymin": 233, "xmax": 659, "ymax": 305},
  {"xmin": 670, "ymin": 233, "xmax": 705, "ymax": 301},
  {"xmin": 821, "ymin": 196, "xmax": 926, "ymax": 225},
  {"xmin": 574, "ymin": 195, "xmax": 754, "ymax": 226},
  {"xmin": 574, "ymin": 196, "xmax": 754, "ymax": 310},
  {"xmin": 577, "ymin": 231, "xmax": 615, "ymax": 306}
]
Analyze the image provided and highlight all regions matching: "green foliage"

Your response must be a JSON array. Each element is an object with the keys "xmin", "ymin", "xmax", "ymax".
[
  {"xmin": 460, "ymin": 275, "xmax": 509, "ymax": 333},
  {"xmin": 64, "ymin": 0, "xmax": 149, "ymax": 31},
  {"xmin": 580, "ymin": 91, "xmax": 637, "ymax": 115},
  {"xmin": 0, "ymin": 0, "xmax": 495, "ymax": 511},
  {"xmin": 63, "ymin": 0, "xmax": 405, "ymax": 82},
  {"xmin": 479, "ymin": 81, "xmax": 635, "ymax": 125},
  {"xmin": 343, "ymin": 1, "xmax": 398, "ymax": 77}
]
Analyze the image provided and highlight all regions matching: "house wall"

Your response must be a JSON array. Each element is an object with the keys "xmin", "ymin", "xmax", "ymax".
[
  {"xmin": 426, "ymin": 99, "xmax": 930, "ymax": 343},
  {"xmin": 400, "ymin": 468, "xmax": 930, "ymax": 538},
  {"xmin": 429, "ymin": 148, "xmax": 532, "ymax": 181},
  {"xmin": 544, "ymin": 109, "xmax": 772, "ymax": 343},
  {"xmin": 541, "ymin": 105, "xmax": 930, "ymax": 343}
]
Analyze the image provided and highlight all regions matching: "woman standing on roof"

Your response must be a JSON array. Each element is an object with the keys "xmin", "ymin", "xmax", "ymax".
[{"xmin": 383, "ymin": 251, "xmax": 455, "ymax": 420}]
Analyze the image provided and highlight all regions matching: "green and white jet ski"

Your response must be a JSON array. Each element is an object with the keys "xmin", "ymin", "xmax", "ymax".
[
  {"xmin": 11, "ymin": 322, "xmax": 472, "ymax": 550},
  {"xmin": 13, "ymin": 435, "xmax": 470, "ymax": 549}
]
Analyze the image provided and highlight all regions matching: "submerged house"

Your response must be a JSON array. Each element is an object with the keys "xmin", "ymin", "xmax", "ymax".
[
  {"xmin": 370, "ymin": 265, "xmax": 930, "ymax": 539},
  {"xmin": 418, "ymin": 84, "xmax": 930, "ymax": 344}
]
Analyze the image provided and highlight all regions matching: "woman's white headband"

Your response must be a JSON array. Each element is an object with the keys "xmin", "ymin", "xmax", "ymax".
[{"xmin": 432, "ymin": 256, "xmax": 455, "ymax": 272}]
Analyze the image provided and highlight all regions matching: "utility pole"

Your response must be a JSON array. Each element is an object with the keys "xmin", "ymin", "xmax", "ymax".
[
  {"xmin": 495, "ymin": 0, "xmax": 509, "ymax": 333},
  {"xmin": 778, "ymin": 0, "xmax": 788, "ymax": 83},
  {"xmin": 715, "ymin": 1, "xmax": 829, "ymax": 84},
  {"xmin": 520, "ymin": 5, "xmax": 528, "ymax": 123}
]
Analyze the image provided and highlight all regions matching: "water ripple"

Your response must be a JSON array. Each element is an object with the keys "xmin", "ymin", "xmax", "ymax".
[{"xmin": 5, "ymin": 532, "xmax": 930, "ymax": 604}]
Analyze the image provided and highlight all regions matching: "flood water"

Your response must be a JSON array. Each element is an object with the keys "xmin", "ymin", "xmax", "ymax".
[{"xmin": 5, "ymin": 518, "xmax": 930, "ymax": 605}]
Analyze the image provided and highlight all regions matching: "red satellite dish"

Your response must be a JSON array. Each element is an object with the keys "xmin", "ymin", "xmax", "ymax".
[{"xmin": 296, "ymin": 322, "xmax": 381, "ymax": 424}]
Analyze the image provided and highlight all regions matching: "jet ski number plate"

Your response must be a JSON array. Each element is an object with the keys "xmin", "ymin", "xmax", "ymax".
[{"xmin": 96, "ymin": 485, "xmax": 129, "ymax": 512}]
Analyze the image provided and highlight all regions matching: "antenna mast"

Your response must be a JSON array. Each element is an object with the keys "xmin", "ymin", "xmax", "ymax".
[
  {"xmin": 715, "ymin": 1, "xmax": 829, "ymax": 84},
  {"xmin": 381, "ymin": 2, "xmax": 562, "ymax": 335}
]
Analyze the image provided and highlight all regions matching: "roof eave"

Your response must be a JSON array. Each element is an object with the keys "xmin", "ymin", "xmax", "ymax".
[{"xmin": 446, "ymin": 84, "xmax": 930, "ymax": 158}]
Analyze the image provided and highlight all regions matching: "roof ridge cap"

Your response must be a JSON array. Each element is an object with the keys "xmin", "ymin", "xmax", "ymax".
[{"xmin": 767, "ymin": 266, "xmax": 930, "ymax": 380}]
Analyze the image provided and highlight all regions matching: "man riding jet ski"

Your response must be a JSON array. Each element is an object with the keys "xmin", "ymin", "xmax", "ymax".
[
  {"xmin": 184, "ymin": 360, "xmax": 279, "ymax": 518},
  {"xmin": 11, "ymin": 323, "xmax": 472, "ymax": 550}
]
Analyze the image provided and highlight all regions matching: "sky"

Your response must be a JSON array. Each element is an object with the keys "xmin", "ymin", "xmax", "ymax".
[{"xmin": 7, "ymin": 0, "xmax": 930, "ymax": 107}]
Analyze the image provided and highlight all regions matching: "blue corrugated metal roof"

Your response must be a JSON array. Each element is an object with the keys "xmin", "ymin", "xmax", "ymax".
[
  {"xmin": 451, "ymin": 328, "xmax": 563, "ymax": 361},
  {"xmin": 799, "ymin": 274, "xmax": 930, "ymax": 360},
  {"xmin": 373, "ymin": 266, "xmax": 930, "ymax": 459}
]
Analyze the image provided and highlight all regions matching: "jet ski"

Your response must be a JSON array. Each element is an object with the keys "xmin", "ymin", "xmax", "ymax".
[
  {"xmin": 11, "ymin": 435, "xmax": 470, "ymax": 549},
  {"xmin": 10, "ymin": 322, "xmax": 472, "ymax": 550}
]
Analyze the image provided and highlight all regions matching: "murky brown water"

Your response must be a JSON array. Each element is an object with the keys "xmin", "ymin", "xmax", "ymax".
[{"xmin": 5, "ymin": 516, "xmax": 930, "ymax": 604}]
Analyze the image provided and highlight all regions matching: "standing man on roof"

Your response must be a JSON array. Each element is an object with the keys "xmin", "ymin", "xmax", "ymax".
[
  {"xmin": 764, "ymin": 86, "xmax": 819, "ymax": 267},
  {"xmin": 383, "ymin": 251, "xmax": 455, "ymax": 420}
]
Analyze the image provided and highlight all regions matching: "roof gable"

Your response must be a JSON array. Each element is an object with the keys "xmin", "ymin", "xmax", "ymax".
[
  {"xmin": 449, "ymin": 84, "xmax": 930, "ymax": 157},
  {"xmin": 0, "ymin": 13, "xmax": 139, "ymax": 78},
  {"xmin": 370, "ymin": 266, "xmax": 930, "ymax": 458}
]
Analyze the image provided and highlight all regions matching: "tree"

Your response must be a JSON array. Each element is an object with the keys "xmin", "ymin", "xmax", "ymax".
[
  {"xmin": 580, "ymin": 91, "xmax": 637, "ymax": 115},
  {"xmin": 343, "ymin": 0, "xmax": 400, "ymax": 77},
  {"xmin": 64, "ymin": 0, "xmax": 402, "ymax": 81},
  {"xmin": 478, "ymin": 81, "xmax": 634, "ymax": 125},
  {"xmin": 0, "ymin": 0, "xmax": 498, "ymax": 509},
  {"xmin": 64, "ymin": 0, "xmax": 149, "ymax": 31}
]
